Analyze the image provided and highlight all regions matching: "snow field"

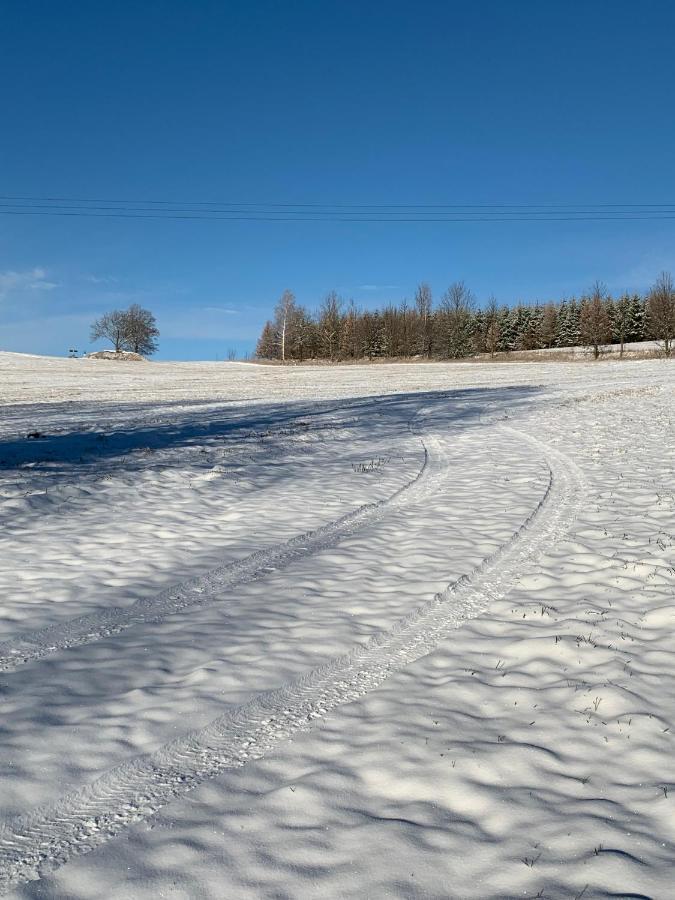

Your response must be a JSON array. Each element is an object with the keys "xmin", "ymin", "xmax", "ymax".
[{"xmin": 0, "ymin": 352, "xmax": 673, "ymax": 898}]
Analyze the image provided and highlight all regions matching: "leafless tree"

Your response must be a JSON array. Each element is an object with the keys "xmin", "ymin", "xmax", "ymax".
[
  {"xmin": 90, "ymin": 305, "xmax": 159, "ymax": 355},
  {"xmin": 580, "ymin": 282, "xmax": 612, "ymax": 359},
  {"xmin": 612, "ymin": 293, "xmax": 632, "ymax": 357},
  {"xmin": 540, "ymin": 303, "xmax": 557, "ymax": 349},
  {"xmin": 318, "ymin": 291, "xmax": 343, "ymax": 360},
  {"xmin": 339, "ymin": 300, "xmax": 359, "ymax": 359},
  {"xmin": 485, "ymin": 296, "xmax": 500, "ymax": 357},
  {"xmin": 273, "ymin": 290, "xmax": 297, "ymax": 362},
  {"xmin": 414, "ymin": 282, "xmax": 433, "ymax": 356},
  {"xmin": 124, "ymin": 304, "xmax": 159, "ymax": 355},
  {"xmin": 90, "ymin": 309, "xmax": 129, "ymax": 352},
  {"xmin": 647, "ymin": 271, "xmax": 675, "ymax": 356},
  {"xmin": 290, "ymin": 305, "xmax": 315, "ymax": 361}
]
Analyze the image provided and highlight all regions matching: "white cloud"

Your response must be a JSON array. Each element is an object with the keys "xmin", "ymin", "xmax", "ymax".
[
  {"xmin": 84, "ymin": 274, "xmax": 118, "ymax": 285},
  {"xmin": 0, "ymin": 267, "xmax": 58, "ymax": 300},
  {"xmin": 202, "ymin": 305, "xmax": 239, "ymax": 314}
]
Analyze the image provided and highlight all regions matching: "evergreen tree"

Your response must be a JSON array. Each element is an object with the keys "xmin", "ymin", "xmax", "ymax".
[
  {"xmin": 438, "ymin": 282, "xmax": 475, "ymax": 358},
  {"xmin": 628, "ymin": 293, "xmax": 646, "ymax": 341},
  {"xmin": 497, "ymin": 305, "xmax": 516, "ymax": 351},
  {"xmin": 557, "ymin": 298, "xmax": 581, "ymax": 347},
  {"xmin": 256, "ymin": 321, "xmax": 278, "ymax": 359},
  {"xmin": 521, "ymin": 305, "xmax": 544, "ymax": 350},
  {"xmin": 472, "ymin": 309, "xmax": 487, "ymax": 353},
  {"xmin": 361, "ymin": 312, "xmax": 386, "ymax": 359},
  {"xmin": 555, "ymin": 300, "xmax": 569, "ymax": 347}
]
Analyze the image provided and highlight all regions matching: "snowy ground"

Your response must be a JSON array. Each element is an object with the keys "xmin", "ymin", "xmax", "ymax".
[{"xmin": 0, "ymin": 351, "xmax": 673, "ymax": 899}]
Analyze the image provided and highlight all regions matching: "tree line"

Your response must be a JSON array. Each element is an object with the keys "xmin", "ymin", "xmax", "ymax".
[{"xmin": 256, "ymin": 273, "xmax": 675, "ymax": 362}]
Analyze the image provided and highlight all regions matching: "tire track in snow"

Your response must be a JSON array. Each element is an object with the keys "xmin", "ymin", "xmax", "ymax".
[
  {"xmin": 0, "ymin": 422, "xmax": 435, "ymax": 673},
  {"xmin": 0, "ymin": 424, "xmax": 585, "ymax": 893}
]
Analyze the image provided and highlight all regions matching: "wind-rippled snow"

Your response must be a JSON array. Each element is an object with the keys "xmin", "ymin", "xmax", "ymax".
[{"xmin": 0, "ymin": 351, "xmax": 673, "ymax": 899}]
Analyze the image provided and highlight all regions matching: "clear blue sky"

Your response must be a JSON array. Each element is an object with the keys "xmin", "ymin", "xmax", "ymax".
[{"xmin": 2, "ymin": 0, "xmax": 675, "ymax": 359}]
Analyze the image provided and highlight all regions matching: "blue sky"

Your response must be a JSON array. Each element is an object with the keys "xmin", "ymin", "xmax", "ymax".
[{"xmin": 2, "ymin": 0, "xmax": 675, "ymax": 359}]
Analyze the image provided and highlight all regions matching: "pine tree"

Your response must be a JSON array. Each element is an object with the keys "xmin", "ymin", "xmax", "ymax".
[
  {"xmin": 498, "ymin": 305, "xmax": 516, "ymax": 351},
  {"xmin": 629, "ymin": 294, "xmax": 646, "ymax": 342},
  {"xmin": 555, "ymin": 300, "xmax": 569, "ymax": 347},
  {"xmin": 472, "ymin": 309, "xmax": 487, "ymax": 353},
  {"xmin": 521, "ymin": 305, "xmax": 544, "ymax": 350},
  {"xmin": 362, "ymin": 312, "xmax": 385, "ymax": 359},
  {"xmin": 256, "ymin": 321, "xmax": 278, "ymax": 359},
  {"xmin": 557, "ymin": 299, "xmax": 581, "ymax": 347},
  {"xmin": 438, "ymin": 282, "xmax": 475, "ymax": 358}
]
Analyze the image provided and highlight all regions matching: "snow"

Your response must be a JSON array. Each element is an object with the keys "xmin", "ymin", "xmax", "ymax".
[{"xmin": 0, "ymin": 351, "xmax": 674, "ymax": 898}]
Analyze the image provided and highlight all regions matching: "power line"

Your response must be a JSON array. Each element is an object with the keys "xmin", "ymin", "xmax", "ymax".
[
  {"xmin": 4, "ymin": 195, "xmax": 675, "ymax": 223},
  {"xmin": 4, "ymin": 208, "xmax": 675, "ymax": 223},
  {"xmin": 6, "ymin": 201, "xmax": 675, "ymax": 217},
  {"xmin": 3, "ymin": 194, "xmax": 675, "ymax": 210}
]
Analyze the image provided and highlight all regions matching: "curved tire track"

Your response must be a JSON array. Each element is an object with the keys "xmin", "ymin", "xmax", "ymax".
[
  {"xmin": 0, "ymin": 422, "xmax": 437, "ymax": 673},
  {"xmin": 0, "ymin": 424, "xmax": 585, "ymax": 893}
]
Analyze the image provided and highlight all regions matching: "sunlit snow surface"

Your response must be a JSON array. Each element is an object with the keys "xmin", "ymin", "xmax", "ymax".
[{"xmin": 0, "ymin": 352, "xmax": 674, "ymax": 899}]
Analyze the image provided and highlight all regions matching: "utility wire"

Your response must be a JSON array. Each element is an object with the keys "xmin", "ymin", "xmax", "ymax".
[
  {"xmin": 4, "ymin": 208, "xmax": 675, "ymax": 222},
  {"xmin": 4, "ymin": 195, "xmax": 675, "ymax": 222},
  {"xmin": 6, "ymin": 201, "xmax": 675, "ymax": 217},
  {"xmin": 3, "ymin": 194, "xmax": 675, "ymax": 209}
]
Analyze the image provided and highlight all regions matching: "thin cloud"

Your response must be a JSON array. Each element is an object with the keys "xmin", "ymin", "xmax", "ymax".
[
  {"xmin": 202, "ymin": 305, "xmax": 240, "ymax": 314},
  {"xmin": 84, "ymin": 274, "xmax": 118, "ymax": 285},
  {"xmin": 0, "ymin": 267, "xmax": 58, "ymax": 300},
  {"xmin": 357, "ymin": 283, "xmax": 400, "ymax": 292}
]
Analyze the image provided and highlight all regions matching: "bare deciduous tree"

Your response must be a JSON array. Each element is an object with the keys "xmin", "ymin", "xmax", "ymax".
[
  {"xmin": 124, "ymin": 303, "xmax": 159, "ymax": 355},
  {"xmin": 484, "ymin": 296, "xmax": 500, "ymax": 357},
  {"xmin": 90, "ymin": 309, "xmax": 129, "ymax": 352},
  {"xmin": 90, "ymin": 305, "xmax": 159, "ymax": 356},
  {"xmin": 580, "ymin": 282, "xmax": 612, "ymax": 359},
  {"xmin": 274, "ymin": 290, "xmax": 296, "ymax": 362},
  {"xmin": 540, "ymin": 303, "xmax": 558, "ymax": 349},
  {"xmin": 612, "ymin": 293, "xmax": 632, "ymax": 357},
  {"xmin": 647, "ymin": 271, "xmax": 675, "ymax": 357},
  {"xmin": 414, "ymin": 282, "xmax": 433, "ymax": 356},
  {"xmin": 318, "ymin": 291, "xmax": 343, "ymax": 360}
]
